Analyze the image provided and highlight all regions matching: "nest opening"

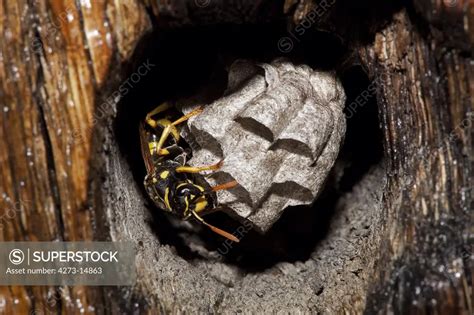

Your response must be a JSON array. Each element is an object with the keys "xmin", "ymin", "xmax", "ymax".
[{"xmin": 115, "ymin": 21, "xmax": 382, "ymax": 273}]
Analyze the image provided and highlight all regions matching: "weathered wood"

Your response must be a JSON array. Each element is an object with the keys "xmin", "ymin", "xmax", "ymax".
[
  {"xmin": 0, "ymin": 0, "xmax": 150, "ymax": 313},
  {"xmin": 359, "ymin": 5, "xmax": 473, "ymax": 314},
  {"xmin": 286, "ymin": 0, "xmax": 473, "ymax": 313}
]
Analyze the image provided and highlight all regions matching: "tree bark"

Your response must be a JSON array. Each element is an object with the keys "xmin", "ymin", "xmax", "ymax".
[
  {"xmin": 359, "ymin": 4, "xmax": 473, "ymax": 314},
  {"xmin": 0, "ymin": 0, "xmax": 151, "ymax": 313}
]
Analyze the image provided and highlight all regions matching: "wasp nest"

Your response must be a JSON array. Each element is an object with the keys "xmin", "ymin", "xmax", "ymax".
[{"xmin": 182, "ymin": 59, "xmax": 346, "ymax": 232}]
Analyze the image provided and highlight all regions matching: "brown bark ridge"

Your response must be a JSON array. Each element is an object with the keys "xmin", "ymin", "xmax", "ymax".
[
  {"xmin": 360, "ymin": 4, "xmax": 474, "ymax": 314},
  {"xmin": 286, "ymin": 0, "xmax": 473, "ymax": 313},
  {"xmin": 0, "ymin": 0, "xmax": 150, "ymax": 313}
]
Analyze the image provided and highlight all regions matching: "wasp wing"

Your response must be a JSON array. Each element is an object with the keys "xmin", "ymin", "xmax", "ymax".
[{"xmin": 139, "ymin": 122, "xmax": 155, "ymax": 174}]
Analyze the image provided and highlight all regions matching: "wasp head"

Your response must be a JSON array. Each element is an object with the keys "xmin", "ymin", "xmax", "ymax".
[{"xmin": 172, "ymin": 182, "xmax": 214, "ymax": 218}]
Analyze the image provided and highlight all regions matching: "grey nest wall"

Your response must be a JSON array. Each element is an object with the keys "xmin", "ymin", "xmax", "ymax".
[{"xmin": 182, "ymin": 59, "xmax": 346, "ymax": 232}]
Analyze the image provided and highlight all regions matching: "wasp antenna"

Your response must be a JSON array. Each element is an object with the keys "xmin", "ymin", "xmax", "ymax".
[
  {"xmin": 191, "ymin": 211, "xmax": 240, "ymax": 242},
  {"xmin": 211, "ymin": 180, "xmax": 238, "ymax": 192},
  {"xmin": 200, "ymin": 180, "xmax": 238, "ymax": 196}
]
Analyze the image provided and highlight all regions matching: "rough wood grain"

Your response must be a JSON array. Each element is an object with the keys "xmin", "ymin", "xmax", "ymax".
[
  {"xmin": 0, "ymin": 0, "xmax": 150, "ymax": 313},
  {"xmin": 359, "ymin": 7, "xmax": 473, "ymax": 315},
  {"xmin": 286, "ymin": 0, "xmax": 473, "ymax": 313}
]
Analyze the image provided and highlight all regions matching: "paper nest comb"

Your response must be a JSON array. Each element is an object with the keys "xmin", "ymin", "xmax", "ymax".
[{"xmin": 181, "ymin": 59, "xmax": 346, "ymax": 232}]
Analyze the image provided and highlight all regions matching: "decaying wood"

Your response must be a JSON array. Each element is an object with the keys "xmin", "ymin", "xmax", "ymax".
[
  {"xmin": 0, "ymin": 0, "xmax": 472, "ymax": 314},
  {"xmin": 360, "ymin": 8, "xmax": 473, "ymax": 315},
  {"xmin": 286, "ymin": 0, "xmax": 473, "ymax": 313},
  {"xmin": 0, "ymin": 0, "xmax": 151, "ymax": 313}
]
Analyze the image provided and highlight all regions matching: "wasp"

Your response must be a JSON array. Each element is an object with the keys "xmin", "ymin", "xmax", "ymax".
[{"xmin": 139, "ymin": 102, "xmax": 240, "ymax": 242}]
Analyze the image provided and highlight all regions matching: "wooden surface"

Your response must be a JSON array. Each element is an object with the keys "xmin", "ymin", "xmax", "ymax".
[
  {"xmin": 287, "ymin": 0, "xmax": 473, "ymax": 313},
  {"xmin": 360, "ymin": 3, "xmax": 473, "ymax": 313},
  {"xmin": 0, "ymin": 0, "xmax": 150, "ymax": 313}
]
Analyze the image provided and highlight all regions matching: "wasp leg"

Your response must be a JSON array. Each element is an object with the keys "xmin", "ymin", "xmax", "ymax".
[
  {"xmin": 171, "ymin": 106, "xmax": 203, "ymax": 126},
  {"xmin": 148, "ymin": 142, "xmax": 186, "ymax": 159},
  {"xmin": 145, "ymin": 102, "xmax": 173, "ymax": 128},
  {"xmin": 154, "ymin": 107, "xmax": 203, "ymax": 155},
  {"xmin": 176, "ymin": 160, "xmax": 223, "ymax": 173},
  {"xmin": 147, "ymin": 140, "xmax": 170, "ymax": 156}
]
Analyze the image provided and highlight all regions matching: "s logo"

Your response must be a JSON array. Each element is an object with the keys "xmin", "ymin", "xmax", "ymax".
[{"xmin": 9, "ymin": 249, "xmax": 24, "ymax": 265}]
